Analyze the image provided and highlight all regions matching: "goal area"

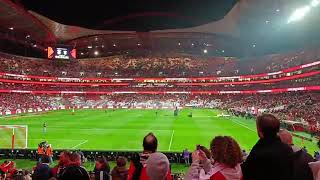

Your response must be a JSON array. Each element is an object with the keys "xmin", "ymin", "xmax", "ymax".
[{"xmin": 0, "ymin": 125, "xmax": 28, "ymax": 149}]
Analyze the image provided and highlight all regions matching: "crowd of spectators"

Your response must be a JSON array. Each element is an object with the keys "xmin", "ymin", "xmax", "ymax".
[
  {"xmin": 221, "ymin": 92, "xmax": 320, "ymax": 125},
  {"xmin": 0, "ymin": 75, "xmax": 318, "ymax": 92},
  {"xmin": 0, "ymin": 46, "xmax": 319, "ymax": 179},
  {"xmin": 1, "ymin": 114, "xmax": 320, "ymax": 180},
  {"xmin": 0, "ymin": 92, "xmax": 319, "ymax": 126},
  {"xmin": 0, "ymin": 47, "xmax": 319, "ymax": 78}
]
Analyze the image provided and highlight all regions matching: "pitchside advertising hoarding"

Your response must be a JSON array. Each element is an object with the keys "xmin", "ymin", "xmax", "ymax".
[{"xmin": 47, "ymin": 46, "xmax": 76, "ymax": 60}]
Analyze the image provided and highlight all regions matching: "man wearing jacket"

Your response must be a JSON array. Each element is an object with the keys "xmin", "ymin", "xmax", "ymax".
[
  {"xmin": 242, "ymin": 114, "xmax": 294, "ymax": 180},
  {"xmin": 128, "ymin": 132, "xmax": 172, "ymax": 180},
  {"xmin": 279, "ymin": 129, "xmax": 315, "ymax": 180}
]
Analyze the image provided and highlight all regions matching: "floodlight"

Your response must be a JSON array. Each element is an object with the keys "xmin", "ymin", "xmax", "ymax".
[
  {"xmin": 311, "ymin": 0, "xmax": 319, "ymax": 7},
  {"xmin": 288, "ymin": 6, "xmax": 311, "ymax": 23}
]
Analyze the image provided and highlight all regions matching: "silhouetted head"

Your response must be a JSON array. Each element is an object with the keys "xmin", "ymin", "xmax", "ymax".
[
  {"xmin": 256, "ymin": 114, "xmax": 280, "ymax": 138},
  {"xmin": 143, "ymin": 132, "xmax": 158, "ymax": 153}
]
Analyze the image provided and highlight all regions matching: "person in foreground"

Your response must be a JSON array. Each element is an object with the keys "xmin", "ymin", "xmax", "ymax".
[
  {"xmin": 185, "ymin": 136, "xmax": 243, "ymax": 180},
  {"xmin": 127, "ymin": 132, "xmax": 172, "ymax": 180},
  {"xmin": 94, "ymin": 156, "xmax": 110, "ymax": 180},
  {"xmin": 146, "ymin": 152, "xmax": 170, "ymax": 180},
  {"xmin": 278, "ymin": 129, "xmax": 315, "ymax": 180},
  {"xmin": 241, "ymin": 114, "xmax": 294, "ymax": 180},
  {"xmin": 32, "ymin": 155, "xmax": 53, "ymax": 180},
  {"xmin": 59, "ymin": 152, "xmax": 90, "ymax": 180},
  {"xmin": 111, "ymin": 156, "xmax": 128, "ymax": 180},
  {"xmin": 308, "ymin": 140, "xmax": 320, "ymax": 180}
]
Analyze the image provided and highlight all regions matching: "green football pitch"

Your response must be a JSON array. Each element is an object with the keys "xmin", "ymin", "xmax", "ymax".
[{"xmin": 0, "ymin": 109, "xmax": 318, "ymax": 153}]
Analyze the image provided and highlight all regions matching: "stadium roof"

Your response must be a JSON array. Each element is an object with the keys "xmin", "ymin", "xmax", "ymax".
[{"xmin": 0, "ymin": 0, "xmax": 320, "ymax": 57}]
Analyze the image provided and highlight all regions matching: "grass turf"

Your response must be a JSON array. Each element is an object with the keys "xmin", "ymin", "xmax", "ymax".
[{"xmin": 0, "ymin": 109, "xmax": 318, "ymax": 153}]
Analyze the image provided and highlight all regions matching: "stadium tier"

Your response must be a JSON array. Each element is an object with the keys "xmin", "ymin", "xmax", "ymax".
[
  {"xmin": 0, "ymin": 47, "xmax": 319, "ymax": 78},
  {"xmin": 1, "ymin": 0, "xmax": 320, "ymax": 179},
  {"xmin": 0, "ymin": 50, "xmax": 319, "ymax": 125}
]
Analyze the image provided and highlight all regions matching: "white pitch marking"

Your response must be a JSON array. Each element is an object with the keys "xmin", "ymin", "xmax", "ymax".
[
  {"xmin": 168, "ymin": 130, "xmax": 175, "ymax": 151},
  {"xmin": 230, "ymin": 119, "xmax": 256, "ymax": 132},
  {"xmin": 71, "ymin": 140, "xmax": 88, "ymax": 149}
]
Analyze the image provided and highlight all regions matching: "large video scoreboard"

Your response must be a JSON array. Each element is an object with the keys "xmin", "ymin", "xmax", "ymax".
[{"xmin": 48, "ymin": 46, "xmax": 76, "ymax": 60}]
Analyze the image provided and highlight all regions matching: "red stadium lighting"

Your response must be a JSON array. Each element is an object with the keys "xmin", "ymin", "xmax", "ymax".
[{"xmin": 9, "ymin": 27, "xmax": 14, "ymax": 30}]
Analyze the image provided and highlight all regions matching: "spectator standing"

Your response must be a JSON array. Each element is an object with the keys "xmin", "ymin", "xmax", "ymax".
[
  {"xmin": 46, "ymin": 144, "xmax": 53, "ymax": 164},
  {"xmin": 94, "ymin": 156, "xmax": 110, "ymax": 180},
  {"xmin": 111, "ymin": 156, "xmax": 128, "ymax": 180},
  {"xmin": 279, "ymin": 129, "xmax": 315, "ymax": 180},
  {"xmin": 315, "ymin": 152, "xmax": 320, "ymax": 161},
  {"xmin": 242, "ymin": 114, "xmax": 294, "ymax": 180},
  {"xmin": 0, "ymin": 160, "xmax": 16, "ymax": 179},
  {"xmin": 146, "ymin": 153, "xmax": 170, "ymax": 180},
  {"xmin": 32, "ymin": 155, "xmax": 53, "ymax": 180},
  {"xmin": 51, "ymin": 151, "xmax": 71, "ymax": 178},
  {"xmin": 185, "ymin": 136, "xmax": 243, "ymax": 180},
  {"xmin": 0, "ymin": 160, "xmax": 14, "ymax": 174},
  {"xmin": 59, "ymin": 152, "xmax": 89, "ymax": 180},
  {"xmin": 128, "ymin": 132, "xmax": 172, "ymax": 180},
  {"xmin": 309, "ymin": 140, "xmax": 320, "ymax": 180},
  {"xmin": 37, "ymin": 145, "xmax": 45, "ymax": 163},
  {"xmin": 183, "ymin": 149, "xmax": 190, "ymax": 166}
]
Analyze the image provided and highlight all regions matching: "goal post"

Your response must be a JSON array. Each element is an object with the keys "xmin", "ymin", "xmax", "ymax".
[{"xmin": 0, "ymin": 125, "xmax": 28, "ymax": 149}]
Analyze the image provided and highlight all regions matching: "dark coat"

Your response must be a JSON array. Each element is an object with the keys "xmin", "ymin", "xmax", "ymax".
[
  {"xmin": 291, "ymin": 148, "xmax": 315, "ymax": 180},
  {"xmin": 242, "ymin": 136, "xmax": 294, "ymax": 180},
  {"xmin": 32, "ymin": 163, "xmax": 53, "ymax": 180},
  {"xmin": 94, "ymin": 166, "xmax": 110, "ymax": 180},
  {"xmin": 59, "ymin": 165, "xmax": 90, "ymax": 180},
  {"xmin": 111, "ymin": 166, "xmax": 128, "ymax": 180}
]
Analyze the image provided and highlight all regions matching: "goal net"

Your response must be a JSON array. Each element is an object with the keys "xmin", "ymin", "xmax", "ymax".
[{"xmin": 0, "ymin": 125, "xmax": 28, "ymax": 149}]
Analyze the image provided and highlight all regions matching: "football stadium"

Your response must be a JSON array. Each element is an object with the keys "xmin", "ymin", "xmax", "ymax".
[{"xmin": 0, "ymin": 0, "xmax": 320, "ymax": 179}]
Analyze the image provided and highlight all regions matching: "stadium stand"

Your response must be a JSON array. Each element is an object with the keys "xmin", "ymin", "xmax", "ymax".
[
  {"xmin": 2, "ymin": 0, "xmax": 320, "ymax": 179},
  {"xmin": 0, "ymin": 47, "xmax": 319, "ymax": 78},
  {"xmin": 0, "ymin": 48, "xmax": 319, "ymax": 128},
  {"xmin": 0, "ymin": 50, "xmax": 319, "ymax": 179}
]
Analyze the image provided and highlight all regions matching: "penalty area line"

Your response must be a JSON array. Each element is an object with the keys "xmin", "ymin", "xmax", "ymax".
[
  {"xmin": 72, "ymin": 140, "xmax": 88, "ymax": 149},
  {"xmin": 168, "ymin": 130, "xmax": 175, "ymax": 151},
  {"xmin": 230, "ymin": 118, "xmax": 256, "ymax": 133}
]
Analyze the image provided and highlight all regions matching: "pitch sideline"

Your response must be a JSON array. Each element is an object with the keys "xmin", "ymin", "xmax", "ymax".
[{"xmin": 168, "ymin": 130, "xmax": 175, "ymax": 151}]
